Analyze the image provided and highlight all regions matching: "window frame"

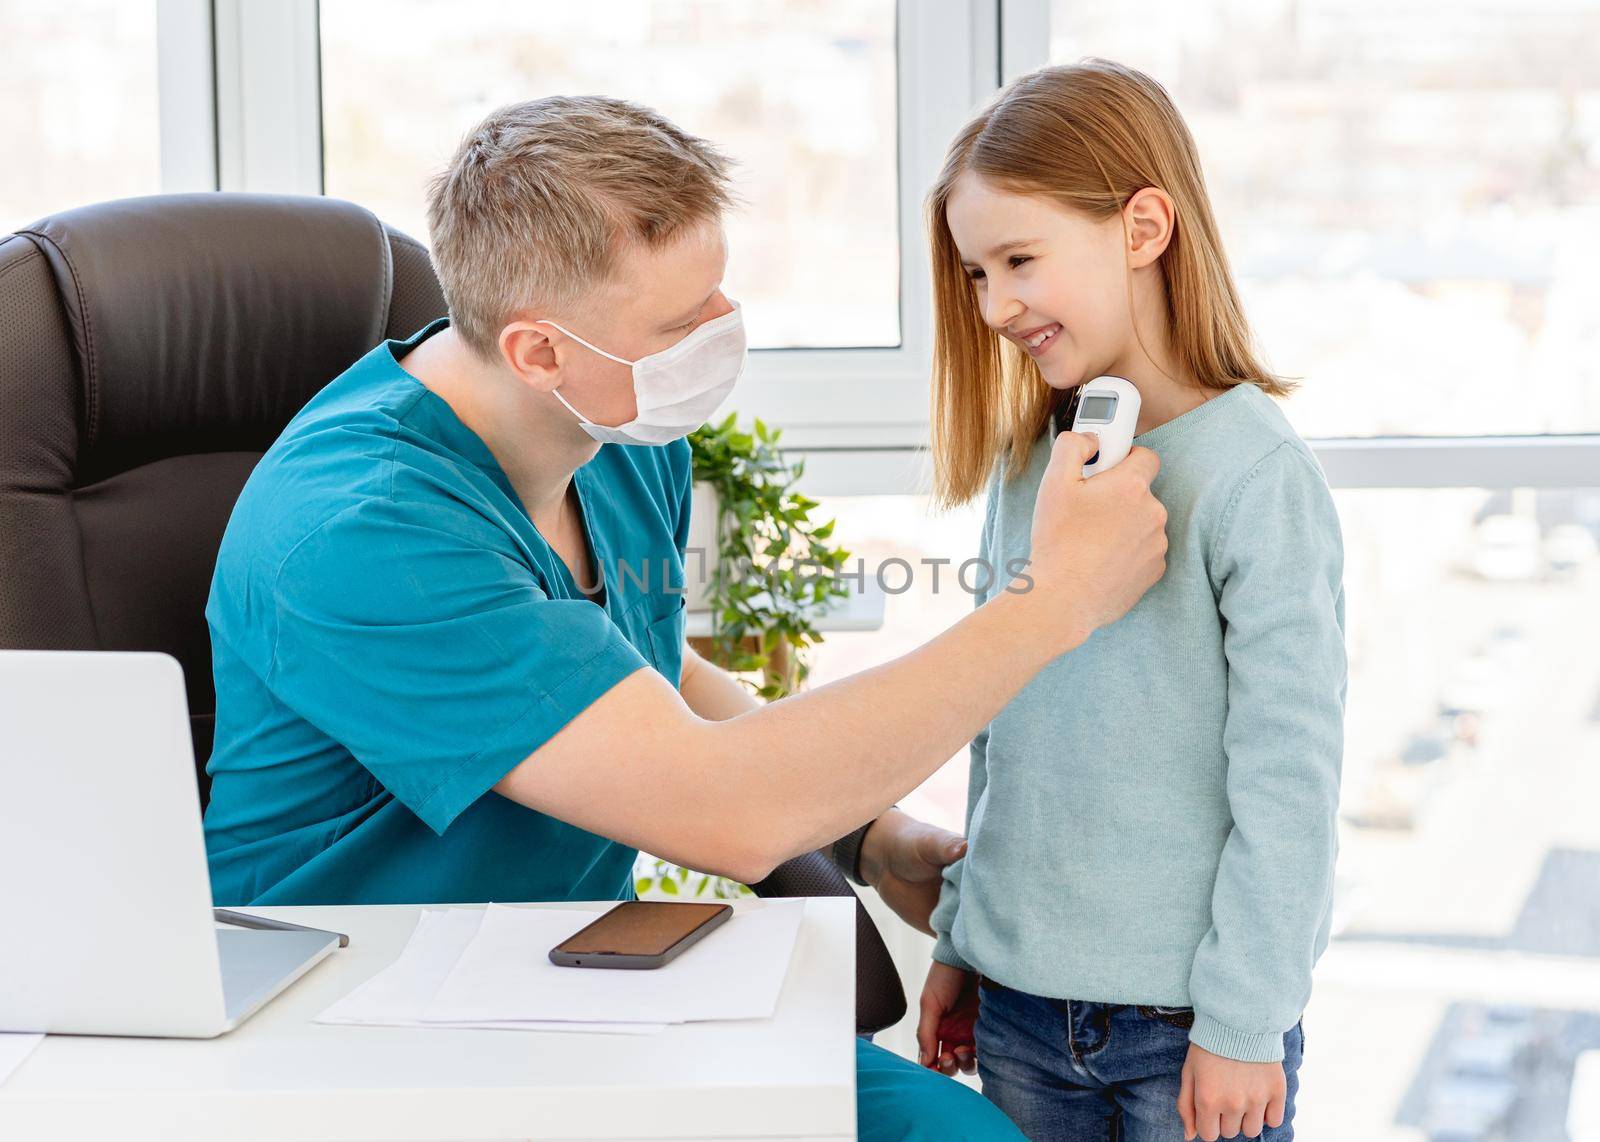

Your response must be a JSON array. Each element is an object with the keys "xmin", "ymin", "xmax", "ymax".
[{"xmin": 151, "ymin": 0, "xmax": 1600, "ymax": 494}]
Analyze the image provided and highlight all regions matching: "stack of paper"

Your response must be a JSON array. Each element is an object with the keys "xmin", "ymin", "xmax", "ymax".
[
  {"xmin": 317, "ymin": 898, "xmax": 803, "ymax": 1034},
  {"xmin": 317, "ymin": 907, "xmax": 666, "ymax": 1034}
]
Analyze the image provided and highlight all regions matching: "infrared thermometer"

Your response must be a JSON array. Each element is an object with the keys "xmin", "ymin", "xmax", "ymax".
[{"xmin": 1053, "ymin": 375, "xmax": 1141, "ymax": 476}]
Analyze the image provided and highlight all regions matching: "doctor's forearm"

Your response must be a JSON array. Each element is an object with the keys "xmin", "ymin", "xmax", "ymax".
[
  {"xmin": 682, "ymin": 642, "xmax": 877, "ymax": 883},
  {"xmin": 494, "ymin": 587, "xmax": 1073, "ymax": 884},
  {"xmin": 702, "ymin": 588, "xmax": 1076, "ymax": 873}
]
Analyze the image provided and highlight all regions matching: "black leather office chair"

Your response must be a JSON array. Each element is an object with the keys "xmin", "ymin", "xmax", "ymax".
[{"xmin": 0, "ymin": 193, "xmax": 907, "ymax": 1035}]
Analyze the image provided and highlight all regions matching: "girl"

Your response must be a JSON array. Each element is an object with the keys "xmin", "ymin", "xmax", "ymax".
[{"xmin": 915, "ymin": 60, "xmax": 1347, "ymax": 1142}]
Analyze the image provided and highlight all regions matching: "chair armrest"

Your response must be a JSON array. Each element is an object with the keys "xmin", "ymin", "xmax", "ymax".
[{"xmin": 749, "ymin": 849, "xmax": 908, "ymax": 1036}]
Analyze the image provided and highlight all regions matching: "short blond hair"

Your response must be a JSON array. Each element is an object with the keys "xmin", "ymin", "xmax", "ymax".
[{"xmin": 425, "ymin": 95, "xmax": 734, "ymax": 358}]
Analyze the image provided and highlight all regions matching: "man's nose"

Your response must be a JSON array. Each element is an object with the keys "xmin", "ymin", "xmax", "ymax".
[{"xmin": 705, "ymin": 290, "xmax": 735, "ymax": 322}]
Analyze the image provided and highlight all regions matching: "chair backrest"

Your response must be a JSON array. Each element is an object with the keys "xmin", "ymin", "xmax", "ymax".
[{"xmin": 0, "ymin": 193, "xmax": 446, "ymax": 802}]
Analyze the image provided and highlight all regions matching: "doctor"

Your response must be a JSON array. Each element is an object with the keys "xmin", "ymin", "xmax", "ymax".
[{"xmin": 203, "ymin": 96, "xmax": 1166, "ymax": 1139}]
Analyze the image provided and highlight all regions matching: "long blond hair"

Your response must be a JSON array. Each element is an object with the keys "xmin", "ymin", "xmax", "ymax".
[{"xmin": 927, "ymin": 59, "xmax": 1293, "ymax": 507}]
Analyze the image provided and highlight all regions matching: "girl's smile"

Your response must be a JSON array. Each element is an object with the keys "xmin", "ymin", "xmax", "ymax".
[{"xmin": 1013, "ymin": 321, "xmax": 1062, "ymax": 356}]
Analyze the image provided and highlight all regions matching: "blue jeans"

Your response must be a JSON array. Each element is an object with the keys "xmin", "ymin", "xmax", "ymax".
[{"xmin": 974, "ymin": 980, "xmax": 1304, "ymax": 1141}]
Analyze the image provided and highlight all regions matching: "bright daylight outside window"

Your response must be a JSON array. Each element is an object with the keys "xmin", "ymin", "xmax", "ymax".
[
  {"xmin": 319, "ymin": 0, "xmax": 900, "ymax": 351},
  {"xmin": 0, "ymin": 0, "xmax": 161, "ymax": 234},
  {"xmin": 1050, "ymin": 0, "xmax": 1600, "ymax": 439}
]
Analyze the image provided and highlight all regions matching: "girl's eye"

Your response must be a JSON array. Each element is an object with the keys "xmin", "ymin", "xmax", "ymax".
[
  {"xmin": 966, "ymin": 268, "xmax": 986, "ymax": 282},
  {"xmin": 1008, "ymin": 254, "xmax": 1032, "ymax": 269}
]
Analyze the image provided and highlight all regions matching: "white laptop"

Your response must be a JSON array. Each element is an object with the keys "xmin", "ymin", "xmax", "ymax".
[{"xmin": 0, "ymin": 650, "xmax": 342, "ymax": 1037}]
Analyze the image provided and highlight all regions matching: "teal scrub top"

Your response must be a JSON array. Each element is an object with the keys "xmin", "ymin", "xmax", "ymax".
[{"xmin": 202, "ymin": 319, "xmax": 689, "ymax": 906}]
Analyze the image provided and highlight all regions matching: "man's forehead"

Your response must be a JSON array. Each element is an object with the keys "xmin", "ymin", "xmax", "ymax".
[{"xmin": 606, "ymin": 221, "xmax": 727, "ymax": 320}]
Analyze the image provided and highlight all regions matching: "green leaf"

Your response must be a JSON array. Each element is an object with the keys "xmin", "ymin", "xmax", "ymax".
[
  {"xmin": 635, "ymin": 877, "xmax": 653, "ymax": 895},
  {"xmin": 660, "ymin": 877, "xmax": 679, "ymax": 895}
]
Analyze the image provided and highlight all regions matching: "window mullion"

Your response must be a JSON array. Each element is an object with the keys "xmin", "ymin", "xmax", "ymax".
[
  {"xmin": 998, "ymin": 0, "xmax": 1050, "ymax": 82},
  {"xmin": 156, "ymin": 0, "xmax": 218, "ymax": 192},
  {"xmin": 213, "ymin": 0, "xmax": 321, "ymax": 194}
]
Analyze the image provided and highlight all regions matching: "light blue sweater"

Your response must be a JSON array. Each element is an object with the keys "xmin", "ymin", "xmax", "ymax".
[{"xmin": 930, "ymin": 382, "xmax": 1347, "ymax": 1064}]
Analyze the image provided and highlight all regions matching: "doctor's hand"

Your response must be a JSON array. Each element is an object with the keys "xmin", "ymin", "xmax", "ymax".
[
  {"xmin": 1022, "ymin": 430, "xmax": 1166, "ymax": 650},
  {"xmin": 858, "ymin": 808, "xmax": 966, "ymax": 935},
  {"xmin": 917, "ymin": 960, "xmax": 980, "ymax": 1075}
]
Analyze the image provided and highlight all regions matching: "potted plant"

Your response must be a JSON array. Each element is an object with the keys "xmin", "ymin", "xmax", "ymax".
[
  {"xmin": 636, "ymin": 411, "xmax": 852, "ymax": 900},
  {"xmin": 684, "ymin": 412, "xmax": 852, "ymax": 700}
]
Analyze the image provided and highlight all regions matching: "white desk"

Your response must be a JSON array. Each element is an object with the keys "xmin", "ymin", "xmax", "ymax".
[{"xmin": 0, "ymin": 898, "xmax": 858, "ymax": 1141}]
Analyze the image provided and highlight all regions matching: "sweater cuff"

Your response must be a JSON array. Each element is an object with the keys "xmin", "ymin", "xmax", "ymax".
[
  {"xmin": 1189, "ymin": 1012, "xmax": 1287, "ymax": 1063},
  {"xmin": 931, "ymin": 933, "xmax": 976, "ymax": 973}
]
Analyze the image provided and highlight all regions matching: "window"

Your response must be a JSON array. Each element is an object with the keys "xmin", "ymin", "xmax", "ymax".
[
  {"xmin": 0, "ymin": 0, "xmax": 162, "ymax": 233},
  {"xmin": 1310, "ymin": 485, "xmax": 1600, "ymax": 1138},
  {"xmin": 1048, "ymin": 0, "xmax": 1600, "ymax": 439},
  {"xmin": 319, "ymin": 0, "xmax": 901, "ymax": 350}
]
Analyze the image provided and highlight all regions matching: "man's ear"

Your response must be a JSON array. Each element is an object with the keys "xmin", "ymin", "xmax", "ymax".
[
  {"xmin": 1123, "ymin": 187, "xmax": 1176, "ymax": 270},
  {"xmin": 498, "ymin": 321, "xmax": 562, "ymax": 394}
]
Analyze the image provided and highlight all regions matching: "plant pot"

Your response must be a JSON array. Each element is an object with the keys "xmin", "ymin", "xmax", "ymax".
[{"xmin": 684, "ymin": 480, "xmax": 722, "ymax": 613}]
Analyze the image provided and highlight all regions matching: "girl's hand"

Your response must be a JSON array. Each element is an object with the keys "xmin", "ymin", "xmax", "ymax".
[
  {"xmin": 916, "ymin": 960, "xmax": 981, "ymax": 1075},
  {"xmin": 1177, "ymin": 1042, "xmax": 1287, "ymax": 1141}
]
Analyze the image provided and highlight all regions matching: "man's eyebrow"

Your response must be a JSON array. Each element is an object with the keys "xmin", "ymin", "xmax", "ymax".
[
  {"xmin": 662, "ymin": 289, "xmax": 716, "ymax": 330},
  {"xmin": 962, "ymin": 239, "xmax": 1039, "ymax": 266}
]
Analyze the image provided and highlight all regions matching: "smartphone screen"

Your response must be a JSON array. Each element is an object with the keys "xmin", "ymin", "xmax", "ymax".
[{"xmin": 549, "ymin": 901, "xmax": 733, "ymax": 969}]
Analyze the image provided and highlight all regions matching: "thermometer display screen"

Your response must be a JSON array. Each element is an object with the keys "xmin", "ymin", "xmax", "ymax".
[{"xmin": 1078, "ymin": 395, "xmax": 1118, "ymax": 423}]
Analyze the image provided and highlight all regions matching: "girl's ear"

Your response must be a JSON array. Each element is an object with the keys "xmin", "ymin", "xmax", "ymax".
[{"xmin": 1123, "ymin": 187, "xmax": 1176, "ymax": 269}]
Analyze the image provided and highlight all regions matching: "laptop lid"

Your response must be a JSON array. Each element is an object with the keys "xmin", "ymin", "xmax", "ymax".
[{"xmin": 0, "ymin": 651, "xmax": 227, "ymax": 1036}]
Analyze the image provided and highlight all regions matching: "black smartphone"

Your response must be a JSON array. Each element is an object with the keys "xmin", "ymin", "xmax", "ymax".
[{"xmin": 548, "ymin": 901, "xmax": 734, "ymax": 970}]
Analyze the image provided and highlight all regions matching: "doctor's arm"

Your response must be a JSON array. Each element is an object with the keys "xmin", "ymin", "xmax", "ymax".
[
  {"xmin": 676, "ymin": 641, "xmax": 758, "ymax": 720},
  {"xmin": 678, "ymin": 640, "xmax": 968, "ymax": 928},
  {"xmin": 493, "ymin": 433, "xmax": 1167, "ymax": 886}
]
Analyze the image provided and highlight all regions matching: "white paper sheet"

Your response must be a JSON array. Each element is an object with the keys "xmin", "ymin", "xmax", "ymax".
[
  {"xmin": 0, "ymin": 1032, "xmax": 44, "ymax": 1087},
  {"xmin": 317, "ymin": 908, "xmax": 667, "ymax": 1034},
  {"xmin": 422, "ymin": 898, "xmax": 804, "ymax": 1026}
]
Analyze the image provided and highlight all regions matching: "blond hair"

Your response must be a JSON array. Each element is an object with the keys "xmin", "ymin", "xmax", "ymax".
[
  {"xmin": 927, "ymin": 59, "xmax": 1293, "ymax": 507},
  {"xmin": 426, "ymin": 95, "xmax": 734, "ymax": 358}
]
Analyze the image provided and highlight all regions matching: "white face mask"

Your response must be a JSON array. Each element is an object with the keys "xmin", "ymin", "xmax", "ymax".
[{"xmin": 539, "ymin": 302, "xmax": 747, "ymax": 447}]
